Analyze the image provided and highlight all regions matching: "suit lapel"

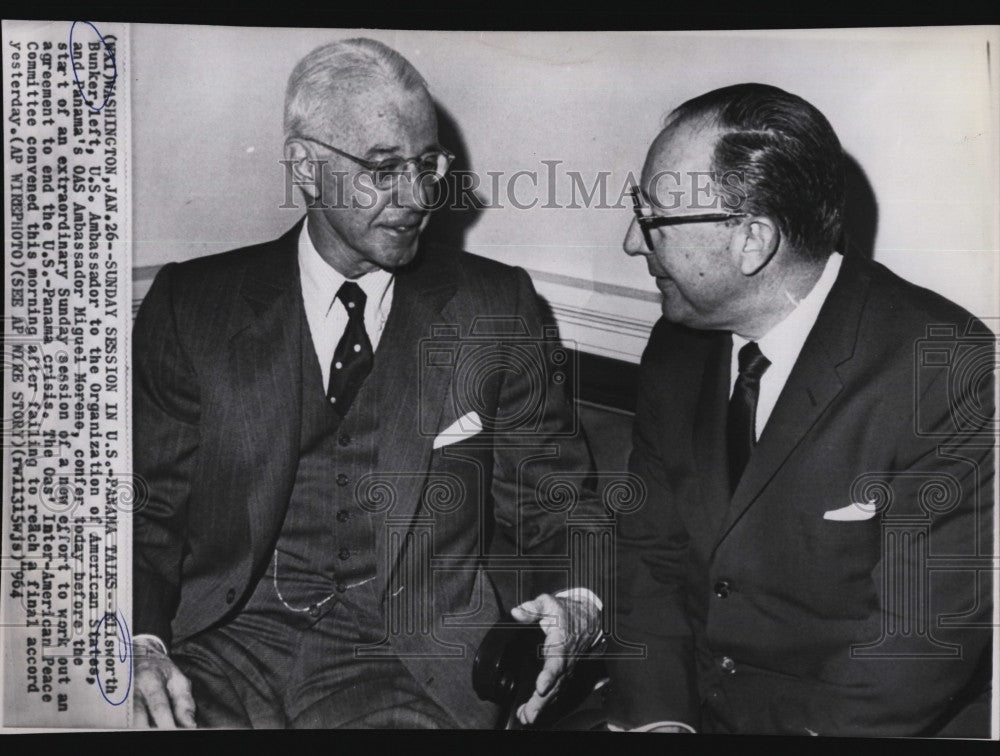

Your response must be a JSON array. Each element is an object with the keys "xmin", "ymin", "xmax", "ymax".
[
  {"xmin": 368, "ymin": 247, "xmax": 458, "ymax": 589},
  {"xmin": 713, "ymin": 256, "xmax": 871, "ymax": 550},
  {"xmin": 691, "ymin": 333, "xmax": 733, "ymax": 546},
  {"xmin": 227, "ymin": 222, "xmax": 304, "ymax": 561}
]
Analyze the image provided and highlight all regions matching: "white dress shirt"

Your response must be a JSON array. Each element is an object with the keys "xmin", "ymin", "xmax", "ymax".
[
  {"xmin": 298, "ymin": 221, "xmax": 395, "ymax": 389},
  {"xmin": 730, "ymin": 252, "xmax": 843, "ymax": 440}
]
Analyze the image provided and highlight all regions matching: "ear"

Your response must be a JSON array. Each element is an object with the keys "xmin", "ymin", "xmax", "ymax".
[
  {"xmin": 732, "ymin": 216, "xmax": 780, "ymax": 276},
  {"xmin": 283, "ymin": 138, "xmax": 321, "ymax": 202}
]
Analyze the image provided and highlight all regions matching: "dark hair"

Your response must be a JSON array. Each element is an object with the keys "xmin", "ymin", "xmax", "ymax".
[{"xmin": 669, "ymin": 83, "xmax": 845, "ymax": 259}]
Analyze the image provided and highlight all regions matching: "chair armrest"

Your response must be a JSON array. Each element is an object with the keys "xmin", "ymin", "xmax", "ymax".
[
  {"xmin": 472, "ymin": 623, "xmax": 546, "ymax": 706},
  {"xmin": 472, "ymin": 620, "xmax": 611, "ymax": 729}
]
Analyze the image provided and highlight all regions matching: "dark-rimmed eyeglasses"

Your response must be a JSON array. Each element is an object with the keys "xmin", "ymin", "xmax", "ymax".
[
  {"xmin": 629, "ymin": 185, "xmax": 748, "ymax": 251},
  {"xmin": 295, "ymin": 135, "xmax": 455, "ymax": 190}
]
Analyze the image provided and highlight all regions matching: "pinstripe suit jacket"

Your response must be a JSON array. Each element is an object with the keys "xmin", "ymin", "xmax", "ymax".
[{"xmin": 132, "ymin": 220, "xmax": 603, "ymax": 727}]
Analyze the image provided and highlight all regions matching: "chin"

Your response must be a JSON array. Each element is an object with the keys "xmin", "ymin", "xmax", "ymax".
[
  {"xmin": 377, "ymin": 243, "xmax": 420, "ymax": 270},
  {"xmin": 661, "ymin": 301, "xmax": 702, "ymax": 330},
  {"xmin": 660, "ymin": 298, "xmax": 685, "ymax": 322}
]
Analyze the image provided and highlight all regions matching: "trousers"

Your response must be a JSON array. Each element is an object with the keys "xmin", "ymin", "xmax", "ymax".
[{"xmin": 171, "ymin": 573, "xmax": 455, "ymax": 729}]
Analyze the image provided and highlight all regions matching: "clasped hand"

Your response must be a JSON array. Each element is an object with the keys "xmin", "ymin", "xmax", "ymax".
[{"xmin": 510, "ymin": 592, "xmax": 603, "ymax": 725}]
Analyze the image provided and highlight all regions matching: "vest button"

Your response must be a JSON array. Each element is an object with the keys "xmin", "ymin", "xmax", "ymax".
[
  {"xmin": 225, "ymin": 588, "xmax": 236, "ymax": 604},
  {"xmin": 338, "ymin": 548, "xmax": 351, "ymax": 561},
  {"xmin": 720, "ymin": 656, "xmax": 736, "ymax": 673},
  {"xmin": 714, "ymin": 580, "xmax": 733, "ymax": 598},
  {"xmin": 309, "ymin": 605, "xmax": 320, "ymax": 618},
  {"xmin": 335, "ymin": 583, "xmax": 347, "ymax": 593},
  {"xmin": 336, "ymin": 509, "xmax": 350, "ymax": 522},
  {"xmin": 336, "ymin": 473, "xmax": 349, "ymax": 487},
  {"xmin": 338, "ymin": 434, "xmax": 351, "ymax": 447}
]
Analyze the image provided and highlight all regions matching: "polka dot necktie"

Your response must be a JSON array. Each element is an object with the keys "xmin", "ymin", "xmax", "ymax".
[
  {"xmin": 326, "ymin": 281, "xmax": 374, "ymax": 417},
  {"xmin": 727, "ymin": 341, "xmax": 771, "ymax": 494}
]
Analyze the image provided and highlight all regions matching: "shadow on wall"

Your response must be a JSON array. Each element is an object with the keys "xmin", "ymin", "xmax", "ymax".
[
  {"xmin": 840, "ymin": 152, "xmax": 879, "ymax": 260},
  {"xmin": 422, "ymin": 102, "xmax": 486, "ymax": 250},
  {"xmin": 424, "ymin": 105, "xmax": 880, "ymax": 264}
]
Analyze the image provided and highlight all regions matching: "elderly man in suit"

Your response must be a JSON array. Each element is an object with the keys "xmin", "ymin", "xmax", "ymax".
[
  {"xmin": 131, "ymin": 38, "xmax": 604, "ymax": 729},
  {"xmin": 606, "ymin": 83, "xmax": 994, "ymax": 736}
]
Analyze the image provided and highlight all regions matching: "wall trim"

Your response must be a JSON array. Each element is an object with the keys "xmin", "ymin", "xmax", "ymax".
[
  {"xmin": 131, "ymin": 264, "xmax": 644, "ymax": 412},
  {"xmin": 522, "ymin": 266, "xmax": 660, "ymax": 304}
]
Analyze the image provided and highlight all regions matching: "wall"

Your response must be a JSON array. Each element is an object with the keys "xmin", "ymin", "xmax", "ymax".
[{"xmin": 131, "ymin": 25, "xmax": 1000, "ymax": 361}]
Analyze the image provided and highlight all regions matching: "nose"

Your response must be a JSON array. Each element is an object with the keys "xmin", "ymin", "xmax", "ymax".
[
  {"xmin": 389, "ymin": 168, "xmax": 435, "ymax": 212},
  {"xmin": 623, "ymin": 217, "xmax": 650, "ymax": 257}
]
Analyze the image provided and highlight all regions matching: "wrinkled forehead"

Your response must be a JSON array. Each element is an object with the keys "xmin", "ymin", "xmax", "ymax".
[
  {"xmin": 640, "ymin": 118, "xmax": 722, "ymax": 208},
  {"xmin": 316, "ymin": 80, "xmax": 438, "ymax": 155}
]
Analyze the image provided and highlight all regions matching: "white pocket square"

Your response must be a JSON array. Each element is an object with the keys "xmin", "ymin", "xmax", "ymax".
[
  {"xmin": 823, "ymin": 501, "xmax": 878, "ymax": 521},
  {"xmin": 433, "ymin": 411, "xmax": 483, "ymax": 449}
]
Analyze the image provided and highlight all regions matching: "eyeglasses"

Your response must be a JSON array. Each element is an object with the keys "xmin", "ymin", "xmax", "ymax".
[
  {"xmin": 629, "ymin": 185, "xmax": 747, "ymax": 251},
  {"xmin": 296, "ymin": 135, "xmax": 455, "ymax": 190}
]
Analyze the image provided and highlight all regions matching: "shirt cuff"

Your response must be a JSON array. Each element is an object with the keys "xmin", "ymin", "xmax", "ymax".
[
  {"xmin": 133, "ymin": 633, "xmax": 169, "ymax": 656},
  {"xmin": 554, "ymin": 587, "xmax": 604, "ymax": 650},
  {"xmin": 607, "ymin": 720, "xmax": 697, "ymax": 733},
  {"xmin": 554, "ymin": 587, "xmax": 603, "ymax": 612}
]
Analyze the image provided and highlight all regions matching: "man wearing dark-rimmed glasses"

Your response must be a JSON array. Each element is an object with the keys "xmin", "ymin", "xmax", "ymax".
[
  {"xmin": 132, "ymin": 37, "xmax": 604, "ymax": 729},
  {"xmin": 607, "ymin": 83, "xmax": 993, "ymax": 737}
]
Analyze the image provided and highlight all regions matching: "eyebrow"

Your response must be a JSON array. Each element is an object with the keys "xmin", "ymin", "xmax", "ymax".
[
  {"xmin": 362, "ymin": 144, "xmax": 403, "ymax": 159},
  {"xmin": 363, "ymin": 142, "xmax": 444, "ymax": 160}
]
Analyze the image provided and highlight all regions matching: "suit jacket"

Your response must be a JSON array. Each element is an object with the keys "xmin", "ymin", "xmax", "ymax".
[
  {"xmin": 132, "ymin": 221, "xmax": 604, "ymax": 727},
  {"xmin": 607, "ymin": 254, "xmax": 994, "ymax": 737}
]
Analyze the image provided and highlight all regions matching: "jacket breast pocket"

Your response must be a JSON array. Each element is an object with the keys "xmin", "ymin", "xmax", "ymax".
[
  {"xmin": 815, "ymin": 516, "xmax": 882, "ymax": 559},
  {"xmin": 797, "ymin": 514, "xmax": 882, "ymax": 619}
]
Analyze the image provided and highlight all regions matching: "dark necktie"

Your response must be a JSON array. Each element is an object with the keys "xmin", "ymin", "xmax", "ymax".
[
  {"xmin": 326, "ymin": 281, "xmax": 374, "ymax": 416},
  {"xmin": 727, "ymin": 341, "xmax": 771, "ymax": 494}
]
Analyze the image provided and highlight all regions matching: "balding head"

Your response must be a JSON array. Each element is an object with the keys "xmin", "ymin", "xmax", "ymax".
[
  {"xmin": 665, "ymin": 83, "xmax": 845, "ymax": 261},
  {"xmin": 284, "ymin": 37, "xmax": 429, "ymax": 141}
]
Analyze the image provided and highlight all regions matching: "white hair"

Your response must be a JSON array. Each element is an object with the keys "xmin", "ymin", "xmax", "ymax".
[{"xmin": 283, "ymin": 37, "xmax": 429, "ymax": 138}]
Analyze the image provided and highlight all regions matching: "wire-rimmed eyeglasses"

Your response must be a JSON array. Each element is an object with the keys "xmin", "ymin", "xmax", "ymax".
[{"xmin": 295, "ymin": 135, "xmax": 455, "ymax": 190}]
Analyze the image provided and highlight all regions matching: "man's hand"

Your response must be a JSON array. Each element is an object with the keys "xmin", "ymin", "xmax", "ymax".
[
  {"xmin": 133, "ymin": 636, "xmax": 197, "ymax": 728},
  {"xmin": 510, "ymin": 592, "xmax": 602, "ymax": 725},
  {"xmin": 607, "ymin": 722, "xmax": 694, "ymax": 733}
]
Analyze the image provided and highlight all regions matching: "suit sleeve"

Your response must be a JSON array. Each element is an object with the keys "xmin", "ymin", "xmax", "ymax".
[
  {"xmin": 823, "ymin": 354, "xmax": 995, "ymax": 736},
  {"xmin": 605, "ymin": 323, "xmax": 700, "ymax": 729},
  {"xmin": 488, "ymin": 268, "xmax": 609, "ymax": 600},
  {"xmin": 132, "ymin": 263, "xmax": 201, "ymax": 647}
]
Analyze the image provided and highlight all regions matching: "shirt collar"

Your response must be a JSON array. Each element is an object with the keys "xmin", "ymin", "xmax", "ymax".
[
  {"xmin": 733, "ymin": 251, "xmax": 844, "ymax": 370},
  {"xmin": 297, "ymin": 219, "xmax": 394, "ymax": 316}
]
